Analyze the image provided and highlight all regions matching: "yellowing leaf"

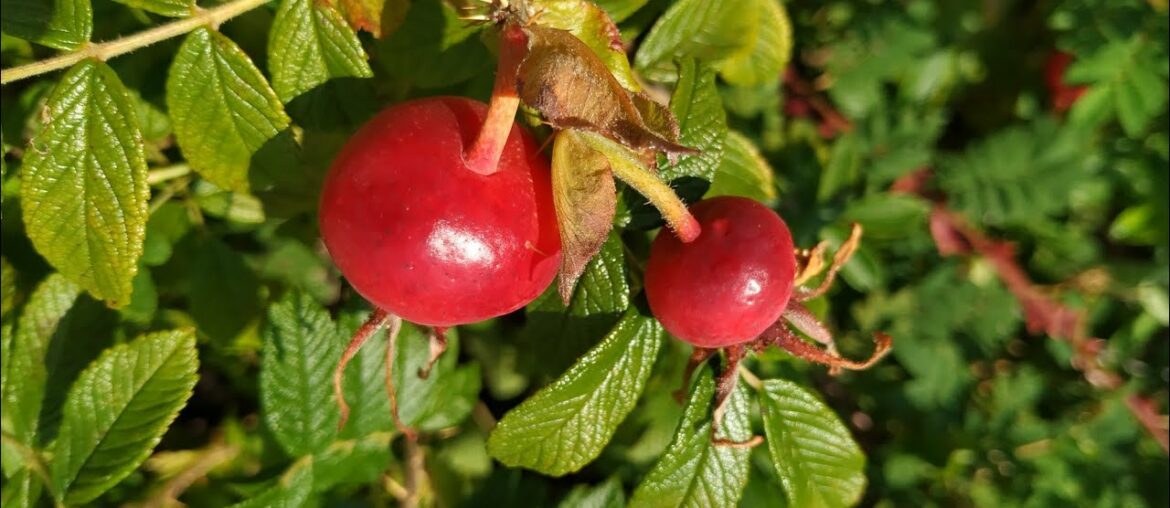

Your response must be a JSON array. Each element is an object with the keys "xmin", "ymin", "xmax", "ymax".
[
  {"xmin": 551, "ymin": 130, "xmax": 617, "ymax": 303},
  {"xmin": 22, "ymin": 60, "xmax": 148, "ymax": 307},
  {"xmin": 327, "ymin": 0, "xmax": 410, "ymax": 38},
  {"xmin": 717, "ymin": 0, "xmax": 793, "ymax": 87}
]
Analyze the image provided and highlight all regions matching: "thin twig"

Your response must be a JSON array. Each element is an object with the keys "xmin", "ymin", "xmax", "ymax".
[
  {"xmin": 0, "ymin": 0, "xmax": 270, "ymax": 85},
  {"xmin": 402, "ymin": 437, "xmax": 426, "ymax": 508}
]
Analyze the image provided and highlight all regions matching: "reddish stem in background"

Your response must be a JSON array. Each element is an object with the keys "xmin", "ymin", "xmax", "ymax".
[
  {"xmin": 465, "ymin": 23, "xmax": 528, "ymax": 176},
  {"xmin": 783, "ymin": 66, "xmax": 853, "ymax": 137},
  {"xmin": 894, "ymin": 169, "xmax": 1169, "ymax": 454}
]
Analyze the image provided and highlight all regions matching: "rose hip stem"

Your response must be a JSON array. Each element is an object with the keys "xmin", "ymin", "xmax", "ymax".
[{"xmin": 465, "ymin": 23, "xmax": 528, "ymax": 176}]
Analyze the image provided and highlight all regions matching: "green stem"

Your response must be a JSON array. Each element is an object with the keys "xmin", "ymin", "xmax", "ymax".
[
  {"xmin": 577, "ymin": 131, "xmax": 701, "ymax": 242},
  {"xmin": 0, "ymin": 0, "xmax": 269, "ymax": 85}
]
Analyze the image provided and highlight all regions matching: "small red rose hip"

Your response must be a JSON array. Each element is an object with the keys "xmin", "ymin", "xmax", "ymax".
[
  {"xmin": 1045, "ymin": 50, "xmax": 1087, "ymax": 113},
  {"xmin": 645, "ymin": 196, "xmax": 795, "ymax": 348},
  {"xmin": 319, "ymin": 97, "xmax": 561, "ymax": 326}
]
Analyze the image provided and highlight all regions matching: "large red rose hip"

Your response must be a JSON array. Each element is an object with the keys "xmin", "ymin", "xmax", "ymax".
[{"xmin": 318, "ymin": 97, "xmax": 562, "ymax": 327}]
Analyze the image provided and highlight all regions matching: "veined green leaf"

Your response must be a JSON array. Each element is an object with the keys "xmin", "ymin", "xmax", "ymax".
[
  {"xmin": 0, "ymin": 0, "xmax": 91, "ymax": 50},
  {"xmin": 760, "ymin": 379, "xmax": 866, "ymax": 508},
  {"xmin": 1, "ymin": 257, "xmax": 16, "ymax": 318},
  {"xmin": 717, "ymin": 0, "xmax": 792, "ymax": 87},
  {"xmin": 260, "ymin": 291, "xmax": 341, "ymax": 457},
  {"xmin": 393, "ymin": 324, "xmax": 480, "ymax": 431},
  {"xmin": 22, "ymin": 60, "xmax": 149, "ymax": 307},
  {"xmin": 167, "ymin": 28, "xmax": 291, "ymax": 192},
  {"xmin": 706, "ymin": 130, "xmax": 776, "ymax": 203},
  {"xmin": 269, "ymin": 0, "xmax": 373, "ymax": 103},
  {"xmin": 557, "ymin": 476, "xmax": 627, "ymax": 508},
  {"xmin": 108, "ymin": 0, "xmax": 192, "ymax": 17},
  {"xmin": 661, "ymin": 59, "xmax": 727, "ymax": 183},
  {"xmin": 628, "ymin": 369, "xmax": 752, "ymax": 508},
  {"xmin": 633, "ymin": 0, "xmax": 754, "ymax": 82},
  {"xmin": 338, "ymin": 310, "xmax": 393, "ymax": 439},
  {"xmin": 524, "ymin": 233, "xmax": 630, "ymax": 377},
  {"xmin": 488, "ymin": 307, "xmax": 662, "ymax": 476},
  {"xmin": 1, "ymin": 274, "xmax": 80, "ymax": 449},
  {"xmin": 328, "ymin": 0, "xmax": 409, "ymax": 37},
  {"xmin": 310, "ymin": 431, "xmax": 394, "ymax": 492},
  {"xmin": 50, "ymin": 329, "xmax": 198, "ymax": 505}
]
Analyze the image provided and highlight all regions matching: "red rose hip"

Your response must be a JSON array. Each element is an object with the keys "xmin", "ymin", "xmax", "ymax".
[
  {"xmin": 645, "ymin": 196, "xmax": 796, "ymax": 348},
  {"xmin": 318, "ymin": 97, "xmax": 561, "ymax": 326}
]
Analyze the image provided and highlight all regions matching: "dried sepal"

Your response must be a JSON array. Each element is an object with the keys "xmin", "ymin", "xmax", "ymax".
[
  {"xmin": 794, "ymin": 223, "xmax": 862, "ymax": 301},
  {"xmin": 516, "ymin": 25, "xmax": 696, "ymax": 156},
  {"xmin": 551, "ymin": 130, "xmax": 617, "ymax": 303},
  {"xmin": 761, "ymin": 323, "xmax": 892, "ymax": 372},
  {"xmin": 525, "ymin": 0, "xmax": 640, "ymax": 91}
]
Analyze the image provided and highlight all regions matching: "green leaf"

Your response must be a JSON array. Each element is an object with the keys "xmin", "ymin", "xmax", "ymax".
[
  {"xmin": 0, "ymin": 0, "xmax": 91, "ymax": 50},
  {"xmin": 328, "ymin": 0, "xmax": 409, "ymax": 37},
  {"xmin": 706, "ymin": 130, "xmax": 776, "ymax": 203},
  {"xmin": 760, "ymin": 379, "xmax": 866, "ymax": 508},
  {"xmin": 629, "ymin": 368, "xmax": 752, "ymax": 508},
  {"xmin": 269, "ymin": 0, "xmax": 373, "ymax": 103},
  {"xmin": 661, "ymin": 59, "xmax": 727, "ymax": 184},
  {"xmin": 523, "ymin": 233, "xmax": 630, "ymax": 377},
  {"xmin": 230, "ymin": 458, "xmax": 314, "ymax": 508},
  {"xmin": 1, "ymin": 256, "xmax": 16, "ymax": 319},
  {"xmin": 532, "ymin": 0, "xmax": 640, "ymax": 91},
  {"xmin": 50, "ymin": 329, "xmax": 198, "ymax": 505},
  {"xmin": 1, "ymin": 274, "xmax": 80, "ymax": 448},
  {"xmin": 592, "ymin": 0, "xmax": 648, "ymax": 22},
  {"xmin": 633, "ymin": 0, "xmax": 754, "ymax": 82},
  {"xmin": 21, "ymin": 60, "xmax": 149, "ymax": 307},
  {"xmin": 337, "ymin": 310, "xmax": 393, "ymax": 439},
  {"xmin": 0, "ymin": 469, "xmax": 43, "ymax": 508},
  {"xmin": 840, "ymin": 194, "xmax": 929, "ymax": 240},
  {"xmin": 1067, "ymin": 36, "xmax": 1169, "ymax": 137},
  {"xmin": 189, "ymin": 235, "xmax": 261, "ymax": 344},
  {"xmin": 310, "ymin": 431, "xmax": 394, "ymax": 492},
  {"xmin": 488, "ymin": 307, "xmax": 662, "ymax": 476},
  {"xmin": 936, "ymin": 118, "xmax": 1092, "ymax": 227},
  {"xmin": 167, "ymin": 28, "xmax": 292, "ymax": 192},
  {"xmin": 108, "ymin": 0, "xmax": 193, "ymax": 17},
  {"xmin": 260, "ymin": 291, "xmax": 341, "ymax": 457},
  {"xmin": 716, "ymin": 0, "xmax": 792, "ymax": 87},
  {"xmin": 375, "ymin": 0, "xmax": 491, "ymax": 88},
  {"xmin": 558, "ymin": 476, "xmax": 627, "ymax": 508},
  {"xmin": 393, "ymin": 324, "xmax": 480, "ymax": 431}
]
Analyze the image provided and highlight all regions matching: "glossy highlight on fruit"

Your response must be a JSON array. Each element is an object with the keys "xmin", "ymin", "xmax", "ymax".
[
  {"xmin": 319, "ymin": 97, "xmax": 562, "ymax": 326},
  {"xmin": 645, "ymin": 196, "xmax": 795, "ymax": 348}
]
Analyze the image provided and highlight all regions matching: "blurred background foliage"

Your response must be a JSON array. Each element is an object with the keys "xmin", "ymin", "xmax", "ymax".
[{"xmin": 1, "ymin": 0, "xmax": 1167, "ymax": 506}]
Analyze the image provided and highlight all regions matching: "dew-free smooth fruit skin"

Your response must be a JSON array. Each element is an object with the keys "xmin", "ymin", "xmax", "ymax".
[
  {"xmin": 319, "ymin": 97, "xmax": 562, "ymax": 327},
  {"xmin": 645, "ymin": 196, "xmax": 796, "ymax": 348}
]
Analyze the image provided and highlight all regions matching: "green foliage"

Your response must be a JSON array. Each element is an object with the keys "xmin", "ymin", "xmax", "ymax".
[{"xmin": 1, "ymin": 0, "xmax": 1167, "ymax": 506}]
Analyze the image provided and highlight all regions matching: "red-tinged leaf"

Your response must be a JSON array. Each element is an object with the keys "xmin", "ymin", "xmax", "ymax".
[
  {"xmin": 528, "ymin": 0, "xmax": 640, "ymax": 91},
  {"xmin": 552, "ymin": 130, "xmax": 617, "ymax": 303},
  {"xmin": 327, "ymin": 0, "xmax": 408, "ymax": 37},
  {"xmin": 516, "ymin": 25, "xmax": 694, "ymax": 157}
]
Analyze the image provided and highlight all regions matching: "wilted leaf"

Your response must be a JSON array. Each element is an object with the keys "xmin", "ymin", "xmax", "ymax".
[
  {"xmin": 760, "ymin": 379, "xmax": 866, "ymax": 508},
  {"xmin": 167, "ymin": 28, "xmax": 291, "ymax": 192},
  {"xmin": 530, "ymin": 0, "xmax": 640, "ymax": 91},
  {"xmin": 551, "ymin": 130, "xmax": 617, "ymax": 302},
  {"xmin": 269, "ymin": 0, "xmax": 373, "ymax": 103},
  {"xmin": 22, "ymin": 60, "xmax": 149, "ymax": 307},
  {"xmin": 328, "ymin": 0, "xmax": 409, "ymax": 37},
  {"xmin": 518, "ymin": 25, "xmax": 692, "ymax": 155},
  {"xmin": 50, "ymin": 329, "xmax": 198, "ymax": 505},
  {"xmin": 0, "ymin": 0, "xmax": 91, "ymax": 50},
  {"xmin": 628, "ymin": 368, "xmax": 752, "ymax": 508},
  {"xmin": 261, "ymin": 291, "xmax": 341, "ymax": 457},
  {"xmin": 488, "ymin": 307, "xmax": 662, "ymax": 476}
]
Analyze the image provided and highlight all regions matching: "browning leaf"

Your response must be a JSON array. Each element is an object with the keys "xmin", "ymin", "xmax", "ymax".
[
  {"xmin": 328, "ymin": 0, "xmax": 409, "ymax": 37},
  {"xmin": 517, "ymin": 25, "xmax": 695, "ymax": 157},
  {"xmin": 551, "ymin": 130, "xmax": 617, "ymax": 303},
  {"xmin": 528, "ymin": 0, "xmax": 640, "ymax": 91}
]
